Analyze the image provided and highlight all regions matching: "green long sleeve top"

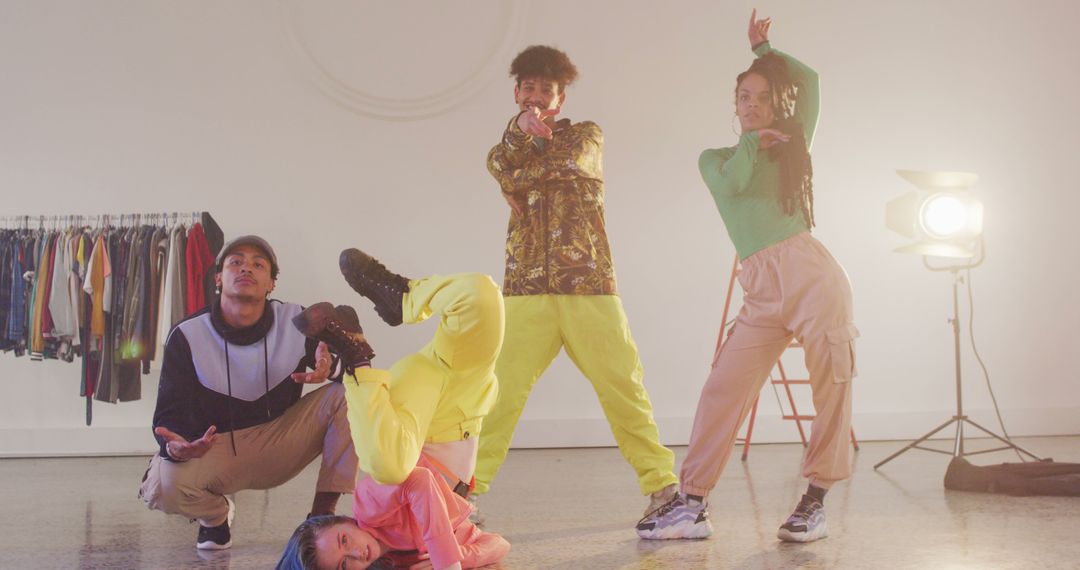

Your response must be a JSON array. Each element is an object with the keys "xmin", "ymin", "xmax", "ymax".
[{"xmin": 698, "ymin": 41, "xmax": 820, "ymax": 260}]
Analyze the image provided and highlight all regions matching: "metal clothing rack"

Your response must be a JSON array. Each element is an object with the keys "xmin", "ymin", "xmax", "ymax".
[
  {"xmin": 0, "ymin": 212, "xmax": 203, "ymax": 231},
  {"xmin": 0, "ymin": 210, "xmax": 215, "ymax": 426}
]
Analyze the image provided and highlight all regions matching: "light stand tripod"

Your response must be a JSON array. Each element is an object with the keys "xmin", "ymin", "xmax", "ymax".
[{"xmin": 874, "ymin": 244, "xmax": 1042, "ymax": 469}]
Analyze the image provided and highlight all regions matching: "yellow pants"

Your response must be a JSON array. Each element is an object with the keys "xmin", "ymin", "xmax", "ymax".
[
  {"xmin": 343, "ymin": 273, "xmax": 504, "ymax": 485},
  {"xmin": 474, "ymin": 294, "xmax": 677, "ymax": 495}
]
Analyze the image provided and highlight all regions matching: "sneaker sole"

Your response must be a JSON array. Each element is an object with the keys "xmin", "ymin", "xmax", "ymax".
[
  {"xmin": 292, "ymin": 302, "xmax": 336, "ymax": 337},
  {"xmin": 637, "ymin": 520, "xmax": 714, "ymax": 540},
  {"xmin": 196, "ymin": 539, "xmax": 232, "ymax": 550},
  {"xmin": 777, "ymin": 521, "xmax": 828, "ymax": 543},
  {"xmin": 339, "ymin": 249, "xmax": 379, "ymax": 297},
  {"xmin": 338, "ymin": 248, "xmax": 405, "ymax": 326}
]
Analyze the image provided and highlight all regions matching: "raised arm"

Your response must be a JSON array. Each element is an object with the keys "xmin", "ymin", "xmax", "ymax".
[
  {"xmin": 748, "ymin": 10, "xmax": 820, "ymax": 149},
  {"xmin": 487, "ymin": 118, "xmax": 603, "ymax": 214},
  {"xmin": 486, "ymin": 115, "xmax": 542, "ymax": 199}
]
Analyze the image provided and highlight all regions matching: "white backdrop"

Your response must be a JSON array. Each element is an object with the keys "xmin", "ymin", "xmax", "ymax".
[{"xmin": 2, "ymin": 0, "xmax": 1078, "ymax": 456}]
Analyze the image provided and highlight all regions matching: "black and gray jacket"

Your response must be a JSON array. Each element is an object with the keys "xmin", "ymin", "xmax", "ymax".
[{"xmin": 151, "ymin": 299, "xmax": 335, "ymax": 460}]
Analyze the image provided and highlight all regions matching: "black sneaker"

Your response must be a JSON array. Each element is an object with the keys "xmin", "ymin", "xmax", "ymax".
[
  {"xmin": 292, "ymin": 303, "xmax": 375, "ymax": 368},
  {"xmin": 339, "ymin": 248, "xmax": 411, "ymax": 326},
  {"xmin": 196, "ymin": 497, "xmax": 235, "ymax": 550}
]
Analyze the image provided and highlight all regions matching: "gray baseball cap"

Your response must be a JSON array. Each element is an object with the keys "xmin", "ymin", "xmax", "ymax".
[{"xmin": 216, "ymin": 234, "xmax": 279, "ymax": 278}]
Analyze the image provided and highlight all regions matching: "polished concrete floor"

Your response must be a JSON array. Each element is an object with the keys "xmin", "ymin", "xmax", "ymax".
[{"xmin": 2, "ymin": 437, "xmax": 1078, "ymax": 569}]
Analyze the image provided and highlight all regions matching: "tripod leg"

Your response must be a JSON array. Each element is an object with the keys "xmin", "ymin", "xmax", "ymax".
[
  {"xmin": 874, "ymin": 417, "xmax": 958, "ymax": 469},
  {"xmin": 961, "ymin": 417, "xmax": 1043, "ymax": 461}
]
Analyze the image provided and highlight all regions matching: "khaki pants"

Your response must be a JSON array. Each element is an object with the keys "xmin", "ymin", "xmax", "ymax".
[
  {"xmin": 681, "ymin": 232, "xmax": 859, "ymax": 497},
  {"xmin": 474, "ymin": 294, "xmax": 678, "ymax": 496},
  {"xmin": 139, "ymin": 382, "xmax": 356, "ymax": 526}
]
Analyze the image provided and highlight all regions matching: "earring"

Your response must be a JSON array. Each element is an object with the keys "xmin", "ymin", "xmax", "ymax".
[
  {"xmin": 731, "ymin": 113, "xmax": 742, "ymax": 136},
  {"xmin": 214, "ymin": 284, "xmax": 221, "ymax": 295}
]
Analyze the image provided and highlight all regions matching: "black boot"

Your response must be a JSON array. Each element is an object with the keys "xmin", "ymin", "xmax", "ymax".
[
  {"xmin": 292, "ymin": 303, "xmax": 375, "ymax": 369},
  {"xmin": 339, "ymin": 248, "xmax": 411, "ymax": 326}
]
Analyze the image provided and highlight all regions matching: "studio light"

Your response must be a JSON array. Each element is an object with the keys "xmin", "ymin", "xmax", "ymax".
[
  {"xmin": 876, "ymin": 169, "xmax": 1041, "ymax": 469},
  {"xmin": 886, "ymin": 170, "xmax": 983, "ymax": 258}
]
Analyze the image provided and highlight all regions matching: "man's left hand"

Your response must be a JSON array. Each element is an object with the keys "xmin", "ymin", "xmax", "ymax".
[{"xmin": 292, "ymin": 341, "xmax": 333, "ymax": 383}]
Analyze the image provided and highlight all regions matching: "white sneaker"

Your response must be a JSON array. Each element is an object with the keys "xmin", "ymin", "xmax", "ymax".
[
  {"xmin": 777, "ymin": 494, "xmax": 827, "ymax": 542},
  {"xmin": 636, "ymin": 494, "xmax": 713, "ymax": 540}
]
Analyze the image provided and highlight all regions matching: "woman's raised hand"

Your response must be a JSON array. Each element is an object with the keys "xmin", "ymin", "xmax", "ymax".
[{"xmin": 748, "ymin": 8, "xmax": 771, "ymax": 49}]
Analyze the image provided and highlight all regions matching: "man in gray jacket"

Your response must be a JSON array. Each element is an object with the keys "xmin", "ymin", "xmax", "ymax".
[{"xmin": 139, "ymin": 235, "xmax": 357, "ymax": 550}]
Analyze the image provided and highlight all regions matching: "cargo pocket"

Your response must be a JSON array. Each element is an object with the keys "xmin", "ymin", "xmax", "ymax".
[
  {"xmin": 826, "ymin": 323, "xmax": 859, "ymax": 383},
  {"xmin": 138, "ymin": 454, "xmax": 163, "ymax": 509}
]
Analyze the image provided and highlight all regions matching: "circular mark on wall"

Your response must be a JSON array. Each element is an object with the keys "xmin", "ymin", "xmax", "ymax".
[{"xmin": 280, "ymin": 0, "xmax": 526, "ymax": 121}]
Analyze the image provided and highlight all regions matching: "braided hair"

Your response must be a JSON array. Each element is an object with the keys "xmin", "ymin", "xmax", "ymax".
[{"xmin": 736, "ymin": 53, "xmax": 815, "ymax": 229}]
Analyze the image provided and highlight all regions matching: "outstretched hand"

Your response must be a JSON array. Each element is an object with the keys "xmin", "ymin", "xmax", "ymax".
[
  {"xmin": 757, "ymin": 128, "xmax": 791, "ymax": 149},
  {"xmin": 516, "ymin": 107, "xmax": 560, "ymax": 140},
  {"xmin": 748, "ymin": 8, "xmax": 771, "ymax": 49},
  {"xmin": 154, "ymin": 425, "xmax": 218, "ymax": 461},
  {"xmin": 292, "ymin": 341, "xmax": 332, "ymax": 384}
]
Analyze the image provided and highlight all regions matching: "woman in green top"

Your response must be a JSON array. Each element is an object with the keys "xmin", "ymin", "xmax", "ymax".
[{"xmin": 638, "ymin": 10, "xmax": 859, "ymax": 543}]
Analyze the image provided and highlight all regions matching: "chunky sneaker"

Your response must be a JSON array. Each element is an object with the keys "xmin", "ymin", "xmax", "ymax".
[
  {"xmin": 292, "ymin": 303, "xmax": 375, "ymax": 368},
  {"xmin": 339, "ymin": 248, "xmax": 411, "ymax": 326},
  {"xmin": 196, "ymin": 496, "xmax": 235, "ymax": 550},
  {"xmin": 777, "ymin": 494, "xmax": 827, "ymax": 542},
  {"xmin": 636, "ymin": 493, "xmax": 713, "ymax": 540},
  {"xmin": 467, "ymin": 495, "xmax": 486, "ymax": 526},
  {"xmin": 644, "ymin": 483, "xmax": 678, "ymax": 517}
]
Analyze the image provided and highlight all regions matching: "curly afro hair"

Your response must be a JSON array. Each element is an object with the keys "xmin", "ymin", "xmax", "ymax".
[{"xmin": 510, "ymin": 45, "xmax": 578, "ymax": 91}]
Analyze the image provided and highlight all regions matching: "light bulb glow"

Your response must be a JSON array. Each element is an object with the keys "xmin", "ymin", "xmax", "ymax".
[{"xmin": 920, "ymin": 194, "xmax": 969, "ymax": 239}]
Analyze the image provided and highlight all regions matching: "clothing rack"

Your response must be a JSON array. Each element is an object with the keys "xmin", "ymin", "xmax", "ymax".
[
  {"xmin": 0, "ymin": 211, "xmax": 223, "ymax": 425},
  {"xmin": 0, "ymin": 212, "xmax": 203, "ymax": 231}
]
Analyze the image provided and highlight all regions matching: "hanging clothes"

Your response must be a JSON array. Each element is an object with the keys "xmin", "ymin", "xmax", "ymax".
[
  {"xmin": 184, "ymin": 222, "xmax": 212, "ymax": 316},
  {"xmin": 200, "ymin": 211, "xmax": 224, "ymax": 306},
  {"xmin": 157, "ymin": 223, "xmax": 186, "ymax": 355},
  {"xmin": 0, "ymin": 212, "xmax": 223, "ymax": 424},
  {"xmin": 29, "ymin": 232, "xmax": 55, "ymax": 359},
  {"xmin": 7, "ymin": 234, "xmax": 29, "ymax": 356},
  {"xmin": 47, "ymin": 228, "xmax": 79, "ymax": 361},
  {"xmin": 0, "ymin": 234, "xmax": 13, "ymax": 352}
]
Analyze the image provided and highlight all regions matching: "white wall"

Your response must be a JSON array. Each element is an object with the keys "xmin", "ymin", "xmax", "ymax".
[{"xmin": 2, "ymin": 0, "xmax": 1078, "ymax": 457}]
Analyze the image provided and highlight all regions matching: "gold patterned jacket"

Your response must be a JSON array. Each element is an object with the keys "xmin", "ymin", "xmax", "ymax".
[{"xmin": 487, "ymin": 115, "xmax": 617, "ymax": 296}]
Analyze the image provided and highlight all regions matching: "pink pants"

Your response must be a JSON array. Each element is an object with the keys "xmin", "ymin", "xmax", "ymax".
[{"xmin": 681, "ymin": 232, "xmax": 858, "ymax": 497}]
